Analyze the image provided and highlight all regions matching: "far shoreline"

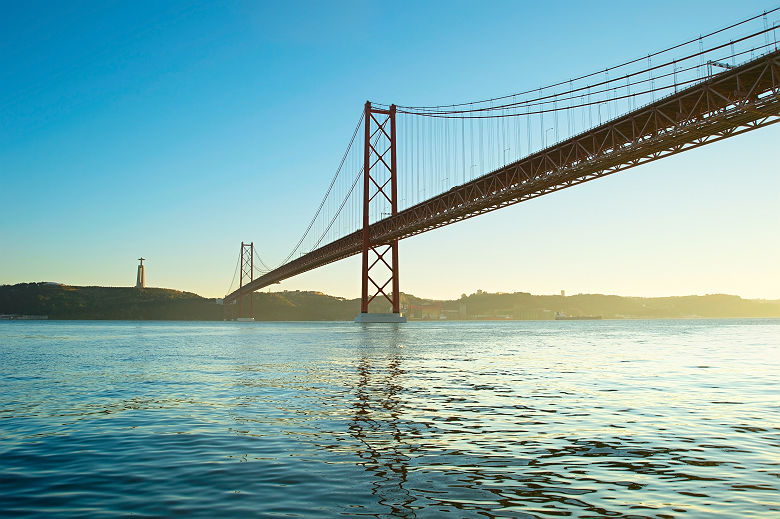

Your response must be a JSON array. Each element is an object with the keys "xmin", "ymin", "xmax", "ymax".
[{"xmin": 2, "ymin": 283, "xmax": 779, "ymax": 322}]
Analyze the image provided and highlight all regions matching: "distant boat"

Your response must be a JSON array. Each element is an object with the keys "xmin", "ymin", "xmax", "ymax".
[{"xmin": 554, "ymin": 312, "xmax": 601, "ymax": 320}]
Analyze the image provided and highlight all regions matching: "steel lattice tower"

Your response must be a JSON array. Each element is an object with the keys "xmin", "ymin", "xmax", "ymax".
[
  {"xmin": 239, "ymin": 242, "xmax": 254, "ymax": 319},
  {"xmin": 359, "ymin": 102, "xmax": 402, "ymax": 319}
]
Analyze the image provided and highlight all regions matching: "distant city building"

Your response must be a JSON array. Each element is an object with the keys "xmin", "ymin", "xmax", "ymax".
[
  {"xmin": 136, "ymin": 258, "xmax": 145, "ymax": 288},
  {"xmin": 407, "ymin": 302, "xmax": 442, "ymax": 320}
]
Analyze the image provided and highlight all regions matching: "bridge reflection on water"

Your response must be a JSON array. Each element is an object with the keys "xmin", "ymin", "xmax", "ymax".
[{"xmin": 284, "ymin": 321, "xmax": 780, "ymax": 517}]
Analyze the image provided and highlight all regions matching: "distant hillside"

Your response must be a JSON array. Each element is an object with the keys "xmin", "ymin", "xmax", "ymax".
[
  {"xmin": 2, "ymin": 283, "xmax": 779, "ymax": 321},
  {"xmin": 443, "ymin": 291, "xmax": 780, "ymax": 320},
  {"xmin": 226, "ymin": 290, "xmax": 360, "ymax": 321},
  {"xmin": 0, "ymin": 283, "xmax": 223, "ymax": 320}
]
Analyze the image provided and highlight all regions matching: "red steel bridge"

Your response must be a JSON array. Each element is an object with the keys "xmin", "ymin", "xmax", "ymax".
[{"xmin": 225, "ymin": 11, "xmax": 780, "ymax": 320}]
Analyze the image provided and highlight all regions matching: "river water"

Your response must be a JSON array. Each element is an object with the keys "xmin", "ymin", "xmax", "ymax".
[{"xmin": 0, "ymin": 319, "xmax": 778, "ymax": 517}]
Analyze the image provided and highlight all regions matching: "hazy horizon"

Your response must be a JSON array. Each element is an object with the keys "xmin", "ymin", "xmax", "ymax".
[{"xmin": 6, "ymin": 279, "xmax": 780, "ymax": 303}]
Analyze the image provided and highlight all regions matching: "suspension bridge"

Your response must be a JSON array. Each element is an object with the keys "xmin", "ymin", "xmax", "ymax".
[{"xmin": 225, "ymin": 10, "xmax": 780, "ymax": 322}]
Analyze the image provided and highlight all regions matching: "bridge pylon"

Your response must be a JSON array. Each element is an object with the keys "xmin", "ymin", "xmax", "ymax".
[
  {"xmin": 355, "ymin": 101, "xmax": 406, "ymax": 323},
  {"xmin": 238, "ymin": 241, "xmax": 255, "ymax": 321}
]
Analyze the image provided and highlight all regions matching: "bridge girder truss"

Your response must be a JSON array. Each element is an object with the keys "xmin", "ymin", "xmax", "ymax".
[{"xmin": 225, "ymin": 50, "xmax": 780, "ymax": 303}]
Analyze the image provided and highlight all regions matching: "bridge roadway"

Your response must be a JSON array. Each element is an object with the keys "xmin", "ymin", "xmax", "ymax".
[{"xmin": 225, "ymin": 49, "xmax": 780, "ymax": 304}]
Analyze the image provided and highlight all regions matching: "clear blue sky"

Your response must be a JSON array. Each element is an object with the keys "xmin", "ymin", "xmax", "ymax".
[{"xmin": 2, "ymin": 0, "xmax": 779, "ymax": 299}]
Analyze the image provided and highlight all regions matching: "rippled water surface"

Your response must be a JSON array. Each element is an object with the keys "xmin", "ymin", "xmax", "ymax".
[{"xmin": 1, "ymin": 319, "xmax": 779, "ymax": 517}]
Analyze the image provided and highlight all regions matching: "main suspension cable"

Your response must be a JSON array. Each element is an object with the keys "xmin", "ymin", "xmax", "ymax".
[
  {"xmin": 390, "ymin": 7, "xmax": 779, "ymax": 111},
  {"xmin": 225, "ymin": 251, "xmax": 241, "ymax": 296},
  {"xmin": 400, "ymin": 41, "xmax": 776, "ymax": 119},
  {"xmin": 277, "ymin": 111, "xmax": 364, "ymax": 266},
  {"xmin": 398, "ymin": 27, "xmax": 777, "ymax": 116}
]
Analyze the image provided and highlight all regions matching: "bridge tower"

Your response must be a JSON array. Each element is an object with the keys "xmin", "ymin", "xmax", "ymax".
[
  {"xmin": 355, "ymin": 102, "xmax": 406, "ymax": 323},
  {"xmin": 238, "ymin": 242, "xmax": 254, "ymax": 321}
]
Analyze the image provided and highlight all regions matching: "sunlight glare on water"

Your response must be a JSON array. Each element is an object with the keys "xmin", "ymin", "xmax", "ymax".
[{"xmin": 1, "ymin": 319, "xmax": 779, "ymax": 517}]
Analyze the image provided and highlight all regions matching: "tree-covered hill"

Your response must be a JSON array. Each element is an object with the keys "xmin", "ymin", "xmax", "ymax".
[
  {"xmin": 448, "ymin": 291, "xmax": 780, "ymax": 320},
  {"xmin": 2, "ymin": 283, "xmax": 779, "ymax": 321},
  {"xmin": 0, "ymin": 283, "xmax": 222, "ymax": 320}
]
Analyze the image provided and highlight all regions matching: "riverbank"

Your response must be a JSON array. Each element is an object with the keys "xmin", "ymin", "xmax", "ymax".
[{"xmin": 2, "ymin": 282, "xmax": 780, "ymax": 321}]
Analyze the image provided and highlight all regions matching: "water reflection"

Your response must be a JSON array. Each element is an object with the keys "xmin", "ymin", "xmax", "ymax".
[
  {"xmin": 2, "ymin": 320, "xmax": 778, "ymax": 517},
  {"xmin": 329, "ymin": 322, "xmax": 780, "ymax": 517},
  {"xmin": 350, "ymin": 345, "xmax": 414, "ymax": 516}
]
